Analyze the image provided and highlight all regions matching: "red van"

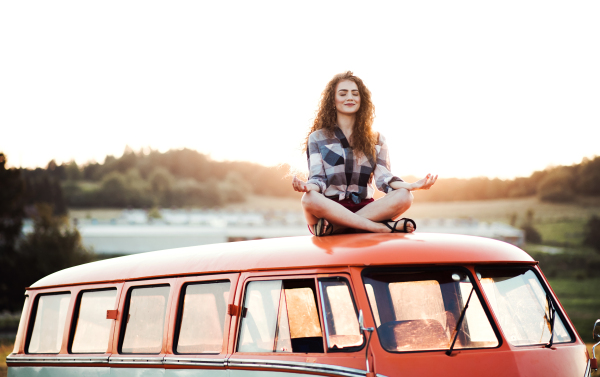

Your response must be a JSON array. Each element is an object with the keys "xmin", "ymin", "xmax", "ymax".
[{"xmin": 7, "ymin": 233, "xmax": 598, "ymax": 376}]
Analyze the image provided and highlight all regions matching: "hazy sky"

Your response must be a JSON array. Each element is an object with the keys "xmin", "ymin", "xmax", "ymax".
[{"xmin": 1, "ymin": 1, "xmax": 598, "ymax": 179}]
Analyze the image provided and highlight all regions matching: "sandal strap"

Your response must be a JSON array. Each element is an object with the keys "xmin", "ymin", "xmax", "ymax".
[
  {"xmin": 384, "ymin": 220, "xmax": 401, "ymax": 233},
  {"xmin": 384, "ymin": 218, "xmax": 417, "ymax": 233},
  {"xmin": 398, "ymin": 218, "xmax": 417, "ymax": 232}
]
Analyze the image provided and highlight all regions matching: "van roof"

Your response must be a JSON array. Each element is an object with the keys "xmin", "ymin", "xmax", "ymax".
[{"xmin": 30, "ymin": 233, "xmax": 534, "ymax": 289}]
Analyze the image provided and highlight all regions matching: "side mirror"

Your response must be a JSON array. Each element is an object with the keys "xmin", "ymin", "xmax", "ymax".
[{"xmin": 594, "ymin": 319, "xmax": 600, "ymax": 343}]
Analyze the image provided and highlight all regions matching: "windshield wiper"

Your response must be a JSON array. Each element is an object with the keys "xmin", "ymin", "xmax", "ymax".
[
  {"xmin": 544, "ymin": 293, "xmax": 556, "ymax": 348},
  {"xmin": 446, "ymin": 287, "xmax": 474, "ymax": 356}
]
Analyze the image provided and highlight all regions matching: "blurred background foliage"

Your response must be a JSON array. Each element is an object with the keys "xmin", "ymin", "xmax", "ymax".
[{"xmin": 13, "ymin": 147, "xmax": 600, "ymax": 214}]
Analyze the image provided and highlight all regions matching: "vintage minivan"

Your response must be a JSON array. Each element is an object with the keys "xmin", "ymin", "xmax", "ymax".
[{"xmin": 6, "ymin": 233, "xmax": 598, "ymax": 377}]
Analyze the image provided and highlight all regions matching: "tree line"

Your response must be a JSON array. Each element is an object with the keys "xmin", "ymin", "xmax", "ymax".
[{"xmin": 11, "ymin": 148, "xmax": 600, "ymax": 213}]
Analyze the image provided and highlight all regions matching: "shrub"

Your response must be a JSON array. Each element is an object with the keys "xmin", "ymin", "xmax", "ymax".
[
  {"xmin": 583, "ymin": 215, "xmax": 600, "ymax": 253},
  {"xmin": 537, "ymin": 169, "xmax": 575, "ymax": 202}
]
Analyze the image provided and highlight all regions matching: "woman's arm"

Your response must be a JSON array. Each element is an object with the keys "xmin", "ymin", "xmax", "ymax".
[
  {"xmin": 390, "ymin": 174, "xmax": 438, "ymax": 191},
  {"xmin": 293, "ymin": 132, "xmax": 327, "ymax": 193},
  {"xmin": 373, "ymin": 133, "xmax": 405, "ymax": 193}
]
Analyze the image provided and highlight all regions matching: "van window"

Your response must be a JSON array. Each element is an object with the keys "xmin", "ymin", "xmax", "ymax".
[
  {"xmin": 477, "ymin": 267, "xmax": 572, "ymax": 346},
  {"xmin": 363, "ymin": 269, "xmax": 498, "ymax": 352},
  {"xmin": 176, "ymin": 281, "xmax": 230, "ymax": 353},
  {"xmin": 238, "ymin": 279, "xmax": 323, "ymax": 353},
  {"xmin": 71, "ymin": 289, "xmax": 118, "ymax": 353},
  {"xmin": 13, "ymin": 296, "xmax": 30, "ymax": 354},
  {"xmin": 28, "ymin": 293, "xmax": 71, "ymax": 354},
  {"xmin": 318, "ymin": 278, "xmax": 363, "ymax": 350},
  {"xmin": 121, "ymin": 286, "xmax": 170, "ymax": 354}
]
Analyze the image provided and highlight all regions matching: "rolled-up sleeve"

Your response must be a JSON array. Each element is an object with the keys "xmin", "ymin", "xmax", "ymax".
[
  {"xmin": 374, "ymin": 133, "xmax": 403, "ymax": 193},
  {"xmin": 306, "ymin": 133, "xmax": 328, "ymax": 193}
]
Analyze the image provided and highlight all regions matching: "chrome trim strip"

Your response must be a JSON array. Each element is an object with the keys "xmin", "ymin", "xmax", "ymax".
[
  {"xmin": 109, "ymin": 356, "xmax": 164, "ymax": 365},
  {"xmin": 584, "ymin": 359, "xmax": 591, "ymax": 377},
  {"xmin": 164, "ymin": 357, "xmax": 225, "ymax": 367},
  {"xmin": 6, "ymin": 354, "xmax": 109, "ymax": 364},
  {"xmin": 228, "ymin": 358, "xmax": 366, "ymax": 377}
]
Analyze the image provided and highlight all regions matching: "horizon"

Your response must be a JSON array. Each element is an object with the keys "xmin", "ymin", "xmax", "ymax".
[{"xmin": 3, "ymin": 146, "xmax": 597, "ymax": 181}]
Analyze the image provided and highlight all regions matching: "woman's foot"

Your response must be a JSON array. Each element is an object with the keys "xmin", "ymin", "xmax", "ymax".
[
  {"xmin": 311, "ymin": 218, "xmax": 334, "ymax": 237},
  {"xmin": 380, "ymin": 218, "xmax": 416, "ymax": 233}
]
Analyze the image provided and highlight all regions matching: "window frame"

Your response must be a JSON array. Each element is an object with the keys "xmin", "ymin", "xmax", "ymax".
[
  {"xmin": 233, "ymin": 274, "xmax": 327, "ymax": 355},
  {"xmin": 317, "ymin": 276, "xmax": 366, "ymax": 353},
  {"xmin": 12, "ymin": 295, "xmax": 30, "ymax": 354},
  {"xmin": 115, "ymin": 279, "xmax": 175, "ymax": 356},
  {"xmin": 172, "ymin": 278, "xmax": 234, "ymax": 355},
  {"xmin": 361, "ymin": 265, "xmax": 503, "ymax": 354},
  {"xmin": 25, "ymin": 291, "xmax": 72, "ymax": 355},
  {"xmin": 68, "ymin": 287, "xmax": 119, "ymax": 354},
  {"xmin": 475, "ymin": 264, "xmax": 576, "ymax": 347}
]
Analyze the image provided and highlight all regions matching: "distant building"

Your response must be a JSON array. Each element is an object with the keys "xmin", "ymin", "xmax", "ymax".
[{"xmin": 23, "ymin": 209, "xmax": 524, "ymax": 254}]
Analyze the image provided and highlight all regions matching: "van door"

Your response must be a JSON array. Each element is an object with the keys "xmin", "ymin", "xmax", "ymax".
[{"xmin": 227, "ymin": 272, "xmax": 368, "ymax": 377}]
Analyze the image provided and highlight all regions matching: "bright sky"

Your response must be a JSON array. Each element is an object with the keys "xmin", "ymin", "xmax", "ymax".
[{"xmin": 1, "ymin": 1, "xmax": 599, "ymax": 179}]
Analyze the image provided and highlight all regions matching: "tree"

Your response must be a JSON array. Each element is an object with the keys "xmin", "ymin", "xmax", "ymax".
[
  {"xmin": 1, "ymin": 203, "xmax": 95, "ymax": 311},
  {"xmin": 0, "ymin": 153, "xmax": 25, "ymax": 310},
  {"xmin": 583, "ymin": 215, "xmax": 600, "ymax": 253},
  {"xmin": 537, "ymin": 168, "xmax": 575, "ymax": 202},
  {"xmin": 521, "ymin": 209, "xmax": 542, "ymax": 244}
]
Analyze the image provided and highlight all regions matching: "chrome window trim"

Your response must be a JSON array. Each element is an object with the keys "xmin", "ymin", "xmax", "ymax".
[
  {"xmin": 228, "ymin": 358, "xmax": 366, "ymax": 377},
  {"xmin": 109, "ymin": 356, "xmax": 164, "ymax": 365},
  {"xmin": 164, "ymin": 356, "xmax": 226, "ymax": 367},
  {"xmin": 318, "ymin": 280, "xmax": 332, "ymax": 350},
  {"xmin": 6, "ymin": 354, "xmax": 109, "ymax": 364}
]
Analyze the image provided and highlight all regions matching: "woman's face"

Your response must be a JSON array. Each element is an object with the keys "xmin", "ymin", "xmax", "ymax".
[{"xmin": 334, "ymin": 80, "xmax": 361, "ymax": 115}]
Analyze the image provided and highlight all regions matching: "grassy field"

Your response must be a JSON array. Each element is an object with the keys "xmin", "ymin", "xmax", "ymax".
[
  {"xmin": 0, "ymin": 339, "xmax": 12, "ymax": 377},
  {"xmin": 549, "ymin": 278, "xmax": 600, "ymax": 341}
]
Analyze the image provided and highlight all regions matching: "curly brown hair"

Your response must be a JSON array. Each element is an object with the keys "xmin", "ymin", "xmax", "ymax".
[{"xmin": 304, "ymin": 71, "xmax": 377, "ymax": 159}]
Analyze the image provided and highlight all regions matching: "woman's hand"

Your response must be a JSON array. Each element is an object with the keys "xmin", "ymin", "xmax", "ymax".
[
  {"xmin": 411, "ymin": 174, "xmax": 438, "ymax": 191},
  {"xmin": 292, "ymin": 176, "xmax": 320, "ymax": 193}
]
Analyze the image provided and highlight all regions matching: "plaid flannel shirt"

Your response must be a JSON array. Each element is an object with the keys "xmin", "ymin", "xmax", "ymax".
[{"xmin": 306, "ymin": 127, "xmax": 403, "ymax": 201}]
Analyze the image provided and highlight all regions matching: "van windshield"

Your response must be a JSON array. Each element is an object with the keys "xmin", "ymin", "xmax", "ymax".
[
  {"xmin": 363, "ymin": 268, "xmax": 498, "ymax": 353},
  {"xmin": 476, "ymin": 267, "xmax": 572, "ymax": 346}
]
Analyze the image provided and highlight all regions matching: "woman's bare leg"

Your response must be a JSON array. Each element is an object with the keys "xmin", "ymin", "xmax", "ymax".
[
  {"xmin": 301, "ymin": 189, "xmax": 414, "ymax": 233},
  {"xmin": 355, "ymin": 189, "xmax": 413, "ymax": 222}
]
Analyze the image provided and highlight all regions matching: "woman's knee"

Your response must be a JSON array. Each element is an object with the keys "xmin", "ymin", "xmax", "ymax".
[
  {"xmin": 392, "ymin": 189, "xmax": 413, "ymax": 211},
  {"xmin": 301, "ymin": 191, "xmax": 321, "ymax": 211}
]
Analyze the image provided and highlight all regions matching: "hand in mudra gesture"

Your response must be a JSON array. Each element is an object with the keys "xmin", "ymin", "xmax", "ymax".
[
  {"xmin": 292, "ymin": 176, "xmax": 320, "ymax": 193},
  {"xmin": 412, "ymin": 174, "xmax": 438, "ymax": 190}
]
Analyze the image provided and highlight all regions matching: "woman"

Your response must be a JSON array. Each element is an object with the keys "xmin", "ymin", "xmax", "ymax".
[{"xmin": 292, "ymin": 71, "xmax": 437, "ymax": 236}]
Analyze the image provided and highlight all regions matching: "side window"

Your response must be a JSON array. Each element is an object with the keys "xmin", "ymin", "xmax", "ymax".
[
  {"xmin": 176, "ymin": 281, "xmax": 231, "ymax": 353},
  {"xmin": 28, "ymin": 293, "xmax": 71, "ymax": 354},
  {"xmin": 120, "ymin": 286, "xmax": 170, "ymax": 354},
  {"xmin": 71, "ymin": 289, "xmax": 118, "ymax": 353},
  {"xmin": 238, "ymin": 279, "xmax": 323, "ymax": 353},
  {"xmin": 319, "ymin": 278, "xmax": 363, "ymax": 351}
]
